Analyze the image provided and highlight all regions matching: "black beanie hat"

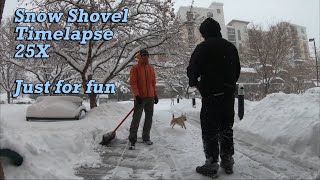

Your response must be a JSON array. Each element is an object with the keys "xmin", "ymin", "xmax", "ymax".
[
  {"xmin": 199, "ymin": 18, "xmax": 222, "ymax": 39},
  {"xmin": 140, "ymin": 49, "xmax": 149, "ymax": 56}
]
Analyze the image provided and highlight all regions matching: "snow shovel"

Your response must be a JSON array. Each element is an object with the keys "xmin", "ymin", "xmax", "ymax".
[{"xmin": 99, "ymin": 107, "xmax": 135, "ymax": 146}]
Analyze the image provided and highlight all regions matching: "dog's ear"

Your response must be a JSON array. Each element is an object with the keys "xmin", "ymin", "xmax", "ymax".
[{"xmin": 172, "ymin": 113, "xmax": 174, "ymax": 119}]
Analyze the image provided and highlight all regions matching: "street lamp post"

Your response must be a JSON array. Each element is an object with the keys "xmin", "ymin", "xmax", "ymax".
[{"xmin": 309, "ymin": 38, "xmax": 319, "ymax": 87}]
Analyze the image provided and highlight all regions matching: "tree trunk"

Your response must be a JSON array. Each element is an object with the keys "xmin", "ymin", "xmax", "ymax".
[
  {"xmin": 82, "ymin": 75, "xmax": 97, "ymax": 109},
  {"xmin": 264, "ymin": 83, "xmax": 270, "ymax": 95},
  {"xmin": 6, "ymin": 91, "xmax": 10, "ymax": 104},
  {"xmin": 0, "ymin": 0, "xmax": 6, "ymax": 25},
  {"xmin": 89, "ymin": 93, "xmax": 97, "ymax": 109},
  {"xmin": 0, "ymin": 160, "xmax": 4, "ymax": 180}
]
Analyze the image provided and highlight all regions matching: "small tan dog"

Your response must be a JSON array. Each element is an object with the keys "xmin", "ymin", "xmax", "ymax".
[{"xmin": 171, "ymin": 113, "xmax": 187, "ymax": 129}]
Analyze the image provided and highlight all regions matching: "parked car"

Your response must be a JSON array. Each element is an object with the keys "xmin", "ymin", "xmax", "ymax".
[{"xmin": 26, "ymin": 96, "xmax": 87, "ymax": 121}]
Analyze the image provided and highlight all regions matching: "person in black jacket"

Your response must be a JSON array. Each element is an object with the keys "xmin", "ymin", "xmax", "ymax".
[{"xmin": 187, "ymin": 17, "xmax": 241, "ymax": 178}]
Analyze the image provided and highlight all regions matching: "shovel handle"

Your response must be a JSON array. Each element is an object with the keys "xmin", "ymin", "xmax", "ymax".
[{"xmin": 113, "ymin": 107, "xmax": 134, "ymax": 132}]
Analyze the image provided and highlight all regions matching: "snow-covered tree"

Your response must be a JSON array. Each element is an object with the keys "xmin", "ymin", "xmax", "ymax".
[
  {"xmin": 0, "ymin": 61, "xmax": 20, "ymax": 103},
  {"xmin": 113, "ymin": 78, "xmax": 130, "ymax": 101},
  {"xmin": 1, "ymin": 18, "xmax": 77, "ymax": 96},
  {"xmin": 155, "ymin": 1, "xmax": 197, "ymax": 98},
  {"xmin": 18, "ymin": 0, "xmax": 177, "ymax": 109},
  {"xmin": 155, "ymin": 31, "xmax": 191, "ymax": 98},
  {"xmin": 243, "ymin": 22, "xmax": 297, "ymax": 95},
  {"xmin": 286, "ymin": 62, "xmax": 314, "ymax": 93},
  {"xmin": 0, "ymin": 19, "xmax": 21, "ymax": 103}
]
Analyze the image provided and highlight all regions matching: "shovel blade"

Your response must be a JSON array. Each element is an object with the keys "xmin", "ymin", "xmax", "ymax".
[{"xmin": 99, "ymin": 132, "xmax": 116, "ymax": 146}]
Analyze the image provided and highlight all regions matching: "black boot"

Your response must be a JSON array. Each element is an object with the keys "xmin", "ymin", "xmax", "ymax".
[
  {"xmin": 220, "ymin": 156, "xmax": 234, "ymax": 174},
  {"xmin": 129, "ymin": 142, "xmax": 135, "ymax": 150},
  {"xmin": 143, "ymin": 140, "xmax": 153, "ymax": 145},
  {"xmin": 196, "ymin": 158, "xmax": 219, "ymax": 178}
]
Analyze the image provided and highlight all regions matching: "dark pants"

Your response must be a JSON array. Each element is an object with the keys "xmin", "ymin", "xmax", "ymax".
[
  {"xmin": 129, "ymin": 97, "xmax": 154, "ymax": 144},
  {"xmin": 200, "ymin": 94, "xmax": 235, "ymax": 163}
]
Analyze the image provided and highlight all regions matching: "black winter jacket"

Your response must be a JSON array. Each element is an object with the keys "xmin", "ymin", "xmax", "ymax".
[{"xmin": 187, "ymin": 37, "xmax": 241, "ymax": 97}]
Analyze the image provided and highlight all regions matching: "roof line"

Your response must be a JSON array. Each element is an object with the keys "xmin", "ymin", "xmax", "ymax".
[{"xmin": 227, "ymin": 19, "xmax": 250, "ymax": 26}]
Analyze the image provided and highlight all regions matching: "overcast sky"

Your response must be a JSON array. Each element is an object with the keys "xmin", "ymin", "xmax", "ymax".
[{"xmin": 2, "ymin": 0, "xmax": 319, "ymax": 48}]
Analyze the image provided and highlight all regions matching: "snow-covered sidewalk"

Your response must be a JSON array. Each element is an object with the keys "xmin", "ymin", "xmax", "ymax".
[{"xmin": 77, "ymin": 100, "xmax": 316, "ymax": 179}]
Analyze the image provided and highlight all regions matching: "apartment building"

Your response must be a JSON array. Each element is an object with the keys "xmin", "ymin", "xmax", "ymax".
[
  {"xmin": 288, "ymin": 23, "xmax": 310, "ymax": 62},
  {"xmin": 226, "ymin": 20, "xmax": 250, "ymax": 50},
  {"xmin": 177, "ymin": 2, "xmax": 249, "ymax": 50}
]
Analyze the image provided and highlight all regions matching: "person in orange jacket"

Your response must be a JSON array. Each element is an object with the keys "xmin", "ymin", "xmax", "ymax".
[{"xmin": 128, "ymin": 49, "xmax": 158, "ymax": 150}]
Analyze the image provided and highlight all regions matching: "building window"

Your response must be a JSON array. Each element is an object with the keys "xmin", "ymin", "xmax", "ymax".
[
  {"xmin": 207, "ymin": 12, "xmax": 213, "ymax": 18},
  {"xmin": 217, "ymin": 9, "xmax": 221, "ymax": 14},
  {"xmin": 227, "ymin": 28, "xmax": 236, "ymax": 44},
  {"xmin": 238, "ymin": 29, "xmax": 241, "ymax": 40}
]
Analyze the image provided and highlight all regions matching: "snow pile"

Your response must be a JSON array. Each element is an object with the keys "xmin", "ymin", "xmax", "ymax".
[
  {"xmin": 316, "ymin": 170, "xmax": 320, "ymax": 180},
  {"xmin": 14, "ymin": 97, "xmax": 35, "ymax": 104},
  {"xmin": 0, "ymin": 102, "xmax": 133, "ymax": 179},
  {"xmin": 0, "ymin": 93, "xmax": 7, "ymax": 104},
  {"xmin": 234, "ymin": 92, "xmax": 320, "ymax": 168},
  {"xmin": 0, "ymin": 93, "xmax": 35, "ymax": 104},
  {"xmin": 305, "ymin": 87, "xmax": 320, "ymax": 94}
]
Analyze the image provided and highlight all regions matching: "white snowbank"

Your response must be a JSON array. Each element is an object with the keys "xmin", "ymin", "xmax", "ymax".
[
  {"xmin": 316, "ymin": 170, "xmax": 320, "ymax": 180},
  {"xmin": 241, "ymin": 67, "xmax": 257, "ymax": 73},
  {"xmin": 0, "ymin": 93, "xmax": 8, "ymax": 104},
  {"xmin": 14, "ymin": 96, "xmax": 35, "ymax": 104},
  {"xmin": 0, "ymin": 93, "xmax": 35, "ymax": 104},
  {"xmin": 0, "ymin": 102, "xmax": 133, "ymax": 179},
  {"xmin": 305, "ymin": 87, "xmax": 320, "ymax": 94},
  {"xmin": 234, "ymin": 92, "xmax": 320, "ymax": 168}
]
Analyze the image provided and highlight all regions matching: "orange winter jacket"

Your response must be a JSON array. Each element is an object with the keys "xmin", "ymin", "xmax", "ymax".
[{"xmin": 130, "ymin": 52, "xmax": 157, "ymax": 98}]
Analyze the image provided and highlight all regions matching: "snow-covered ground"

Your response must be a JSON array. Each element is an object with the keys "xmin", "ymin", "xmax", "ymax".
[
  {"xmin": 0, "ymin": 89, "xmax": 319, "ymax": 179},
  {"xmin": 234, "ymin": 92, "xmax": 320, "ymax": 169},
  {"xmin": 0, "ymin": 93, "xmax": 35, "ymax": 104}
]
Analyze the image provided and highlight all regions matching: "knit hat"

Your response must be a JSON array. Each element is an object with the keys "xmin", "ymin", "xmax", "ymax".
[
  {"xmin": 140, "ymin": 49, "xmax": 149, "ymax": 56},
  {"xmin": 199, "ymin": 18, "xmax": 222, "ymax": 39}
]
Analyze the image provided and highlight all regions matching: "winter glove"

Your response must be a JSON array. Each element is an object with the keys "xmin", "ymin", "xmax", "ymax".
[
  {"xmin": 195, "ymin": 82, "xmax": 204, "ymax": 97},
  {"xmin": 135, "ymin": 96, "xmax": 143, "ymax": 105},
  {"xmin": 154, "ymin": 96, "xmax": 159, "ymax": 104}
]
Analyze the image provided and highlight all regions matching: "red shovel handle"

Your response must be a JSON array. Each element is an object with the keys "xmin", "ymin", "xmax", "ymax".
[{"xmin": 112, "ymin": 107, "xmax": 134, "ymax": 133}]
